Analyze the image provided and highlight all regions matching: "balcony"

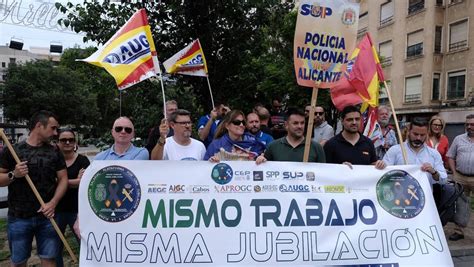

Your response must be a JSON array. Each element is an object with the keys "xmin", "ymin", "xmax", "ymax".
[
  {"xmin": 380, "ymin": 57, "xmax": 392, "ymax": 66},
  {"xmin": 357, "ymin": 27, "xmax": 368, "ymax": 38},
  {"xmin": 407, "ymin": 43, "xmax": 423, "ymax": 58},
  {"xmin": 405, "ymin": 93, "xmax": 422, "ymax": 103},
  {"xmin": 379, "ymin": 16, "xmax": 393, "ymax": 27},
  {"xmin": 408, "ymin": 1, "xmax": 425, "ymax": 15},
  {"xmin": 449, "ymin": 40, "xmax": 467, "ymax": 51}
]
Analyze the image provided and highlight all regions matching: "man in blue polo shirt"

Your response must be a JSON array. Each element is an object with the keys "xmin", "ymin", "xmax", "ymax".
[
  {"xmin": 246, "ymin": 112, "xmax": 273, "ymax": 148},
  {"xmin": 94, "ymin": 116, "xmax": 149, "ymax": 160},
  {"xmin": 324, "ymin": 105, "xmax": 385, "ymax": 169}
]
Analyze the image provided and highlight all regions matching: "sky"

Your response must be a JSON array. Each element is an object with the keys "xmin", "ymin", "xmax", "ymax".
[{"xmin": 0, "ymin": 0, "xmax": 92, "ymax": 50}]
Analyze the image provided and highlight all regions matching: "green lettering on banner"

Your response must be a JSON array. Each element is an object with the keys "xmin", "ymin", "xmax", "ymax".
[
  {"xmin": 142, "ymin": 199, "xmax": 167, "ymax": 228},
  {"xmin": 196, "ymin": 200, "xmax": 220, "ymax": 227}
]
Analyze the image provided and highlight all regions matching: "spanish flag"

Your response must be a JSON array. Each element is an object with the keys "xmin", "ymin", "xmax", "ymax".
[
  {"xmin": 331, "ymin": 33, "xmax": 385, "ymax": 111},
  {"xmin": 163, "ymin": 39, "xmax": 208, "ymax": 77},
  {"xmin": 79, "ymin": 9, "xmax": 158, "ymax": 90}
]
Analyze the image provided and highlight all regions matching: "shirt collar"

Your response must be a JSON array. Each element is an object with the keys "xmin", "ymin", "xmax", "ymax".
[{"xmin": 110, "ymin": 143, "xmax": 134, "ymax": 156}]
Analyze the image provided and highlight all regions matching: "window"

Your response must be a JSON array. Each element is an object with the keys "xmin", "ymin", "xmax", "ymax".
[
  {"xmin": 432, "ymin": 73, "xmax": 440, "ymax": 100},
  {"xmin": 379, "ymin": 40, "xmax": 392, "ymax": 65},
  {"xmin": 436, "ymin": 0, "xmax": 444, "ymax": 6},
  {"xmin": 358, "ymin": 12, "xmax": 368, "ymax": 37},
  {"xmin": 447, "ymin": 70, "xmax": 465, "ymax": 99},
  {"xmin": 408, "ymin": 0, "xmax": 424, "ymax": 15},
  {"xmin": 1, "ymin": 62, "xmax": 5, "ymax": 68},
  {"xmin": 449, "ymin": 19, "xmax": 468, "ymax": 51},
  {"xmin": 435, "ymin": 26, "xmax": 442, "ymax": 53},
  {"xmin": 380, "ymin": 1, "xmax": 394, "ymax": 26},
  {"xmin": 9, "ymin": 58, "xmax": 16, "ymax": 64},
  {"xmin": 407, "ymin": 30, "xmax": 423, "ymax": 58},
  {"xmin": 380, "ymin": 81, "xmax": 390, "ymax": 101},
  {"xmin": 405, "ymin": 75, "xmax": 422, "ymax": 103}
]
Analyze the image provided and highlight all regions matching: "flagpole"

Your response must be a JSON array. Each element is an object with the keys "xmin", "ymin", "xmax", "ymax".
[
  {"xmin": 119, "ymin": 90, "xmax": 122, "ymax": 116},
  {"xmin": 0, "ymin": 129, "xmax": 78, "ymax": 263},
  {"xmin": 152, "ymin": 56, "xmax": 168, "ymax": 120},
  {"xmin": 206, "ymin": 76, "xmax": 215, "ymax": 109},
  {"xmin": 383, "ymin": 81, "xmax": 408, "ymax": 164},
  {"xmin": 303, "ymin": 84, "xmax": 319, "ymax": 162}
]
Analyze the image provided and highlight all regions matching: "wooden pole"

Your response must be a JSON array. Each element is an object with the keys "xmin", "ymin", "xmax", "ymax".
[
  {"xmin": 383, "ymin": 81, "xmax": 408, "ymax": 164},
  {"xmin": 303, "ymin": 85, "xmax": 319, "ymax": 162},
  {"xmin": 0, "ymin": 129, "xmax": 78, "ymax": 263}
]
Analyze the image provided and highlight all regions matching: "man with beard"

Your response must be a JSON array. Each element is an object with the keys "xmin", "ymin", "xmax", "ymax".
[
  {"xmin": 151, "ymin": 109, "xmax": 206, "ymax": 160},
  {"xmin": 197, "ymin": 102, "xmax": 230, "ymax": 147},
  {"xmin": 383, "ymin": 117, "xmax": 447, "ymax": 187},
  {"xmin": 246, "ymin": 112, "xmax": 273, "ymax": 148},
  {"xmin": 256, "ymin": 108, "xmax": 325, "ymax": 163},
  {"xmin": 446, "ymin": 114, "xmax": 474, "ymax": 241},
  {"xmin": 324, "ymin": 105, "xmax": 385, "ymax": 169},
  {"xmin": 0, "ymin": 110, "xmax": 68, "ymax": 266},
  {"xmin": 375, "ymin": 105, "xmax": 398, "ymax": 159}
]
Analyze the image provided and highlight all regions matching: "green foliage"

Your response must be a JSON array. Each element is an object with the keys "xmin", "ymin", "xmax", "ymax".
[
  {"xmin": 1, "ymin": 59, "xmax": 100, "ymax": 128},
  {"xmin": 55, "ymin": 0, "xmax": 331, "ymax": 115}
]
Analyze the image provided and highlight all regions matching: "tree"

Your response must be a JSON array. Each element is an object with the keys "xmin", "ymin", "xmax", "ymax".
[
  {"xmin": 55, "ymin": 0, "xmax": 329, "ymax": 112},
  {"xmin": 1, "ymin": 59, "xmax": 100, "ymax": 127}
]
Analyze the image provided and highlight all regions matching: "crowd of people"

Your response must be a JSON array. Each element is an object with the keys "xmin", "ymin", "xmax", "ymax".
[{"xmin": 0, "ymin": 100, "xmax": 473, "ymax": 265}]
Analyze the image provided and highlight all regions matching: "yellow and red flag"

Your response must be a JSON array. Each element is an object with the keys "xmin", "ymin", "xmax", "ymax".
[
  {"xmin": 331, "ymin": 33, "xmax": 385, "ymax": 111},
  {"xmin": 80, "ymin": 9, "xmax": 158, "ymax": 90},
  {"xmin": 163, "ymin": 39, "xmax": 208, "ymax": 77}
]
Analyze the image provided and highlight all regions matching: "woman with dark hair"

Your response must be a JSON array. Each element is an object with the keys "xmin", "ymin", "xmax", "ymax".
[
  {"xmin": 427, "ymin": 115, "xmax": 449, "ymax": 167},
  {"xmin": 205, "ymin": 110, "xmax": 265, "ymax": 161},
  {"xmin": 55, "ymin": 129, "xmax": 90, "ymax": 267}
]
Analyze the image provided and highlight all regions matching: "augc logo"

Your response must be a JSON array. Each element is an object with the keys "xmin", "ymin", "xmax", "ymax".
[
  {"xmin": 88, "ymin": 165, "xmax": 141, "ymax": 223},
  {"xmin": 300, "ymin": 4, "xmax": 333, "ymax": 18},
  {"xmin": 211, "ymin": 163, "xmax": 233, "ymax": 185}
]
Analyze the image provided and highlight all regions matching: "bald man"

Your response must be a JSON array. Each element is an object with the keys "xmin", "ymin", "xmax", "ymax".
[{"xmin": 94, "ymin": 116, "xmax": 149, "ymax": 160}]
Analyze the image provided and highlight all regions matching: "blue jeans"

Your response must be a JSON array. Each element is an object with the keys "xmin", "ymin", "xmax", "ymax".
[
  {"xmin": 8, "ymin": 215, "xmax": 60, "ymax": 265},
  {"xmin": 55, "ymin": 212, "xmax": 79, "ymax": 267}
]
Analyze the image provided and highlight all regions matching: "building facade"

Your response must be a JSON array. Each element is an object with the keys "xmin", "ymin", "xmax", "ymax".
[{"xmin": 358, "ymin": 0, "xmax": 474, "ymax": 139}]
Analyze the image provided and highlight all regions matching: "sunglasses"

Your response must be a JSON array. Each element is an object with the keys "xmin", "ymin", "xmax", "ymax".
[
  {"xmin": 231, "ymin": 120, "xmax": 245, "ymax": 126},
  {"xmin": 114, "ymin": 126, "xmax": 133, "ymax": 134},
  {"xmin": 315, "ymin": 112, "xmax": 324, "ymax": 116},
  {"xmin": 59, "ymin": 138, "xmax": 75, "ymax": 144}
]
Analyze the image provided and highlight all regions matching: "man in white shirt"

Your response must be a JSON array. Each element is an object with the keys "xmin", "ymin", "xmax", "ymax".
[
  {"xmin": 151, "ymin": 109, "xmax": 206, "ymax": 161},
  {"xmin": 383, "ymin": 118, "xmax": 447, "ymax": 187}
]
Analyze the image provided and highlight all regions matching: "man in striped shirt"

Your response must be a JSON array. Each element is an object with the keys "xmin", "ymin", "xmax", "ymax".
[{"xmin": 447, "ymin": 114, "xmax": 474, "ymax": 241}]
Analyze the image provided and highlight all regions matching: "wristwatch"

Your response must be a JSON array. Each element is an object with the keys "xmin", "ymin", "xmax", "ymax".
[
  {"xmin": 7, "ymin": 171, "xmax": 15, "ymax": 182},
  {"xmin": 158, "ymin": 137, "xmax": 166, "ymax": 146}
]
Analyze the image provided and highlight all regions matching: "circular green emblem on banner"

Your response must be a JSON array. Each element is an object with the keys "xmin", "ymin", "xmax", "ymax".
[
  {"xmin": 376, "ymin": 170, "xmax": 425, "ymax": 219},
  {"xmin": 88, "ymin": 165, "xmax": 141, "ymax": 222},
  {"xmin": 211, "ymin": 163, "xmax": 233, "ymax": 185}
]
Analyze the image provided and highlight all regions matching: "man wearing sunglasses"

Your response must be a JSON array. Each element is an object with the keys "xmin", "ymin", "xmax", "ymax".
[
  {"xmin": 151, "ymin": 109, "xmax": 206, "ymax": 160},
  {"xmin": 446, "ymin": 114, "xmax": 474, "ymax": 241},
  {"xmin": 94, "ymin": 117, "xmax": 149, "ymax": 160},
  {"xmin": 305, "ymin": 105, "xmax": 334, "ymax": 146}
]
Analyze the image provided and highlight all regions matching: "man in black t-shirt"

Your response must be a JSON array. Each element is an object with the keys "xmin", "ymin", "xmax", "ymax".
[
  {"xmin": 324, "ymin": 105, "xmax": 386, "ymax": 170},
  {"xmin": 0, "ymin": 110, "xmax": 68, "ymax": 266}
]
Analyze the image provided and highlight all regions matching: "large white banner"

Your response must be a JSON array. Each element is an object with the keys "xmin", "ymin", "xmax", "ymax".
[{"xmin": 79, "ymin": 161, "xmax": 453, "ymax": 266}]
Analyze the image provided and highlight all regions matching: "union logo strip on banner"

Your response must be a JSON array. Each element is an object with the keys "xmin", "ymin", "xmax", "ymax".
[
  {"xmin": 293, "ymin": 0, "xmax": 360, "ymax": 88},
  {"xmin": 79, "ymin": 161, "xmax": 453, "ymax": 266},
  {"xmin": 79, "ymin": 9, "xmax": 158, "ymax": 90}
]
